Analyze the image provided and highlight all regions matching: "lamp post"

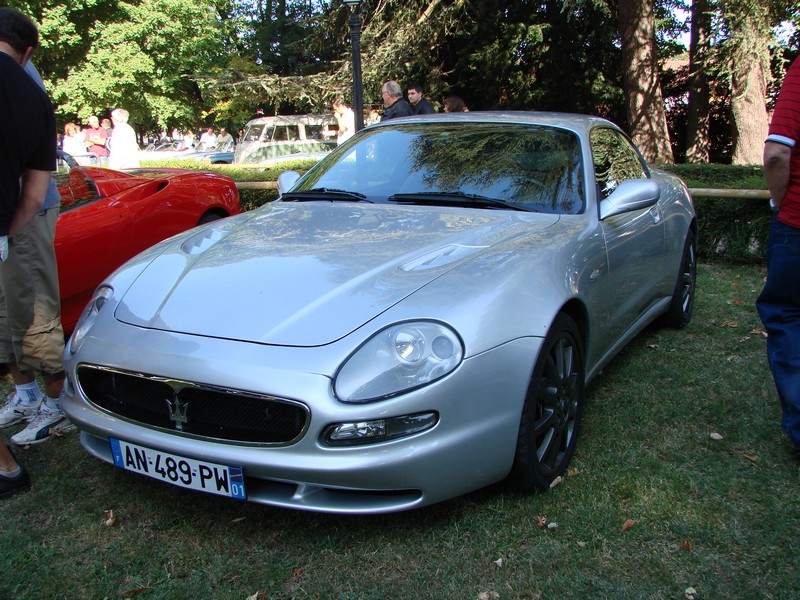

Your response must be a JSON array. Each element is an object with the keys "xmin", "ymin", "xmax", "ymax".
[{"xmin": 342, "ymin": 0, "xmax": 364, "ymax": 131}]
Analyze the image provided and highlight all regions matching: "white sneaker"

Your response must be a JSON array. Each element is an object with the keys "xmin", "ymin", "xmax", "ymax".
[
  {"xmin": 10, "ymin": 404, "xmax": 75, "ymax": 445},
  {"xmin": 0, "ymin": 393, "xmax": 41, "ymax": 428}
]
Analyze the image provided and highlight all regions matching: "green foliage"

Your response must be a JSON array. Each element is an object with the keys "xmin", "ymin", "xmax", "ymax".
[
  {"xmin": 11, "ymin": 0, "xmax": 229, "ymax": 130},
  {"xmin": 693, "ymin": 197, "xmax": 771, "ymax": 263},
  {"xmin": 659, "ymin": 163, "xmax": 766, "ymax": 189}
]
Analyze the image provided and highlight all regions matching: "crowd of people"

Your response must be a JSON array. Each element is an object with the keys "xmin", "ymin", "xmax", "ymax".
[
  {"xmin": 61, "ymin": 111, "xmax": 140, "ymax": 169},
  {"xmin": 328, "ymin": 81, "xmax": 467, "ymax": 138}
]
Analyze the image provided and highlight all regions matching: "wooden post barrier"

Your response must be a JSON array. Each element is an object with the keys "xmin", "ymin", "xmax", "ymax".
[
  {"xmin": 688, "ymin": 188, "xmax": 769, "ymax": 199},
  {"xmin": 235, "ymin": 181, "xmax": 278, "ymax": 190}
]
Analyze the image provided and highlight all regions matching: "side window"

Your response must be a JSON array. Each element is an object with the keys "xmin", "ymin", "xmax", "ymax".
[
  {"xmin": 591, "ymin": 128, "xmax": 647, "ymax": 199},
  {"xmin": 273, "ymin": 125, "xmax": 300, "ymax": 142}
]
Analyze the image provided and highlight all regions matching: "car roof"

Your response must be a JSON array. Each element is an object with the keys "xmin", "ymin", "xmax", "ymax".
[
  {"xmin": 367, "ymin": 111, "xmax": 619, "ymax": 136},
  {"xmin": 244, "ymin": 114, "xmax": 336, "ymax": 127}
]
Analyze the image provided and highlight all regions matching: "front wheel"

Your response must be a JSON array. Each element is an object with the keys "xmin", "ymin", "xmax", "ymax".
[{"xmin": 510, "ymin": 313, "xmax": 585, "ymax": 491}]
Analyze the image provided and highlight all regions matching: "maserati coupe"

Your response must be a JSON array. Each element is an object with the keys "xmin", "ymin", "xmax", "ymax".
[{"xmin": 62, "ymin": 113, "xmax": 696, "ymax": 513}]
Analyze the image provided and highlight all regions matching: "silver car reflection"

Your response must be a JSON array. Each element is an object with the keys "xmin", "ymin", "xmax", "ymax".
[{"xmin": 62, "ymin": 113, "xmax": 696, "ymax": 514}]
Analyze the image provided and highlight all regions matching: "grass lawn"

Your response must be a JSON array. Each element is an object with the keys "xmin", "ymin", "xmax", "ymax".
[{"xmin": 1, "ymin": 262, "xmax": 798, "ymax": 600}]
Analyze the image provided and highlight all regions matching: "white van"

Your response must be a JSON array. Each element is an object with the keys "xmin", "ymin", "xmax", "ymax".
[{"xmin": 233, "ymin": 114, "xmax": 338, "ymax": 164}]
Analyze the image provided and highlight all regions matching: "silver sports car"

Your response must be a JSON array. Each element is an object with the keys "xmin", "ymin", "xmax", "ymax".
[{"xmin": 62, "ymin": 112, "xmax": 696, "ymax": 514}]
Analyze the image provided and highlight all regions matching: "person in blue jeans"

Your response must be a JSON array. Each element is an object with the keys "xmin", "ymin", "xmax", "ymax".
[{"xmin": 756, "ymin": 57, "xmax": 800, "ymax": 458}]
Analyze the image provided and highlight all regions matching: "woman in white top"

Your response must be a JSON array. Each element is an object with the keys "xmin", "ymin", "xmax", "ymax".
[{"xmin": 62, "ymin": 122, "xmax": 86, "ymax": 156}]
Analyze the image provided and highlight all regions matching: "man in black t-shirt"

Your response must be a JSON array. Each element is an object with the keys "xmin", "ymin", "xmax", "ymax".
[
  {"xmin": 0, "ymin": 7, "xmax": 70, "ymax": 498},
  {"xmin": 407, "ymin": 83, "xmax": 436, "ymax": 115}
]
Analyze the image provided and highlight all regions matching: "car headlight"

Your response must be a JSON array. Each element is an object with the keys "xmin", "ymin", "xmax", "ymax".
[
  {"xmin": 68, "ymin": 285, "xmax": 113, "ymax": 355},
  {"xmin": 334, "ymin": 321, "xmax": 463, "ymax": 403}
]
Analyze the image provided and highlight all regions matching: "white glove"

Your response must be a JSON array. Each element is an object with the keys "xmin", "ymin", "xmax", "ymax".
[{"xmin": 0, "ymin": 236, "xmax": 7, "ymax": 262}]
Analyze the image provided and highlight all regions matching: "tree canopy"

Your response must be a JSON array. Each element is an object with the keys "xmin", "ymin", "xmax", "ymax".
[{"xmin": 9, "ymin": 0, "xmax": 800, "ymax": 164}]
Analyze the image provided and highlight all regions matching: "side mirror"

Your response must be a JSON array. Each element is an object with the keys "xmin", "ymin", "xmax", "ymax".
[
  {"xmin": 277, "ymin": 171, "xmax": 301, "ymax": 197},
  {"xmin": 599, "ymin": 179, "xmax": 661, "ymax": 220}
]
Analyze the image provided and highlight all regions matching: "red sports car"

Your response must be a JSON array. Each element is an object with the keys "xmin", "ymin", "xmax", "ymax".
[{"xmin": 54, "ymin": 154, "xmax": 241, "ymax": 333}]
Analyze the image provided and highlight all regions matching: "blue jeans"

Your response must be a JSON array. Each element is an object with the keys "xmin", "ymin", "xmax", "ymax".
[{"xmin": 756, "ymin": 216, "xmax": 800, "ymax": 449}]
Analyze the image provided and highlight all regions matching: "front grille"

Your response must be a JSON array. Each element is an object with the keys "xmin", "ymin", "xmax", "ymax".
[{"xmin": 76, "ymin": 365, "xmax": 309, "ymax": 445}]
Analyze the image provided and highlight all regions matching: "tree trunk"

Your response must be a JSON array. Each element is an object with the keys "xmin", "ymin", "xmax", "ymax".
[
  {"xmin": 617, "ymin": 0, "xmax": 674, "ymax": 163},
  {"xmin": 724, "ymin": 1, "xmax": 771, "ymax": 165},
  {"xmin": 685, "ymin": 0, "xmax": 711, "ymax": 163}
]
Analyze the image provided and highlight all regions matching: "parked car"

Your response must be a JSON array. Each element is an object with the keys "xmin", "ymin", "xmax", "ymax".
[
  {"xmin": 139, "ymin": 141, "xmax": 235, "ymax": 164},
  {"xmin": 233, "ymin": 114, "xmax": 336, "ymax": 164},
  {"xmin": 62, "ymin": 113, "xmax": 696, "ymax": 514},
  {"xmin": 54, "ymin": 151, "xmax": 241, "ymax": 333}
]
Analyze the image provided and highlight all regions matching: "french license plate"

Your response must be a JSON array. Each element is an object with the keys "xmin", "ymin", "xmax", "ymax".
[{"xmin": 109, "ymin": 438, "xmax": 246, "ymax": 500}]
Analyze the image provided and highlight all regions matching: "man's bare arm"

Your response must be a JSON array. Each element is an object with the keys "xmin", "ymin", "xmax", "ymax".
[
  {"xmin": 764, "ymin": 141, "xmax": 792, "ymax": 209},
  {"xmin": 9, "ymin": 169, "xmax": 50, "ymax": 237}
]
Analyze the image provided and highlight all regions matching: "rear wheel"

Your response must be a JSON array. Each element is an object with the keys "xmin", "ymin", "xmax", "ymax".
[
  {"xmin": 197, "ymin": 211, "xmax": 225, "ymax": 225},
  {"xmin": 510, "ymin": 313, "xmax": 585, "ymax": 491},
  {"xmin": 662, "ymin": 230, "xmax": 696, "ymax": 328}
]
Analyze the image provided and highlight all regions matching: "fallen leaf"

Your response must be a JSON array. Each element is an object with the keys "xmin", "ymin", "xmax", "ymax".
[
  {"xmin": 549, "ymin": 475, "xmax": 563, "ymax": 489},
  {"xmin": 494, "ymin": 558, "xmax": 504, "ymax": 568},
  {"xmin": 246, "ymin": 593, "xmax": 268, "ymax": 600},
  {"xmin": 547, "ymin": 522, "xmax": 558, "ymax": 530},
  {"xmin": 621, "ymin": 519, "xmax": 636, "ymax": 533},
  {"xmin": 48, "ymin": 427, "xmax": 67, "ymax": 438},
  {"xmin": 738, "ymin": 336, "xmax": 751, "ymax": 343},
  {"xmin": 102, "ymin": 509, "xmax": 115, "ymax": 527},
  {"xmin": 567, "ymin": 466, "xmax": 580, "ymax": 477},
  {"xmin": 478, "ymin": 593, "xmax": 499, "ymax": 600},
  {"xmin": 720, "ymin": 320, "xmax": 739, "ymax": 328},
  {"xmin": 647, "ymin": 343, "xmax": 659, "ymax": 349},
  {"xmin": 120, "ymin": 588, "xmax": 151, "ymax": 597},
  {"xmin": 292, "ymin": 567, "xmax": 302, "ymax": 577},
  {"xmin": 740, "ymin": 452, "xmax": 759, "ymax": 462},
  {"xmin": 710, "ymin": 432, "xmax": 723, "ymax": 440},
  {"xmin": 680, "ymin": 539, "xmax": 693, "ymax": 552},
  {"xmin": 727, "ymin": 298, "xmax": 742, "ymax": 305},
  {"xmin": 685, "ymin": 586, "xmax": 698, "ymax": 599},
  {"xmin": 577, "ymin": 541, "xmax": 587, "ymax": 548},
  {"xmin": 230, "ymin": 517, "xmax": 246, "ymax": 524},
  {"xmin": 534, "ymin": 515, "xmax": 547, "ymax": 528}
]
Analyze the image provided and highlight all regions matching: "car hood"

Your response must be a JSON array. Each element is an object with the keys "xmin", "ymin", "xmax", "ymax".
[{"xmin": 115, "ymin": 202, "xmax": 559, "ymax": 346}]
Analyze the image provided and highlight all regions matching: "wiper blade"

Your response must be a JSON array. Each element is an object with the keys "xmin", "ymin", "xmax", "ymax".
[
  {"xmin": 387, "ymin": 191, "xmax": 532, "ymax": 212},
  {"xmin": 281, "ymin": 188, "xmax": 369, "ymax": 202}
]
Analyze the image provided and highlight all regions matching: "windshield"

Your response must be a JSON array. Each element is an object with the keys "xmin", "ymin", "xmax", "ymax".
[
  {"xmin": 242, "ymin": 124, "xmax": 274, "ymax": 143},
  {"xmin": 294, "ymin": 123, "xmax": 585, "ymax": 214}
]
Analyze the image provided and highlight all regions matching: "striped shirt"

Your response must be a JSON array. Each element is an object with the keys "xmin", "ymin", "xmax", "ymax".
[{"xmin": 767, "ymin": 57, "xmax": 800, "ymax": 228}]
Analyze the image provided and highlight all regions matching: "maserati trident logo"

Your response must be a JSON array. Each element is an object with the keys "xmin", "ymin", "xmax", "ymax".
[{"xmin": 166, "ymin": 396, "xmax": 189, "ymax": 431}]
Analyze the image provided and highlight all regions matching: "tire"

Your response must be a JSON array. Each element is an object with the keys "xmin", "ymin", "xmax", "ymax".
[
  {"xmin": 510, "ymin": 313, "xmax": 585, "ymax": 491},
  {"xmin": 662, "ymin": 230, "xmax": 697, "ymax": 328},
  {"xmin": 197, "ymin": 211, "xmax": 224, "ymax": 225}
]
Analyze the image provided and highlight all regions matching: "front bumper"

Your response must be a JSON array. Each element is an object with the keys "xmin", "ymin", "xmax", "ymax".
[{"xmin": 63, "ymin": 326, "xmax": 541, "ymax": 513}]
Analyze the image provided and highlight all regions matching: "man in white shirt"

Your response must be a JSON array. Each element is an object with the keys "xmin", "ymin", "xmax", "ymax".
[{"xmin": 199, "ymin": 127, "xmax": 218, "ymax": 151}]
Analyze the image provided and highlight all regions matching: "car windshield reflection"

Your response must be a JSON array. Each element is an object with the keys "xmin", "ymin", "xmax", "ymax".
[{"xmin": 295, "ymin": 123, "xmax": 586, "ymax": 214}]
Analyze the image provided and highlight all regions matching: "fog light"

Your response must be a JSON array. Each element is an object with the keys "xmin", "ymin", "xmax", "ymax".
[{"xmin": 323, "ymin": 412, "xmax": 438, "ymax": 446}]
